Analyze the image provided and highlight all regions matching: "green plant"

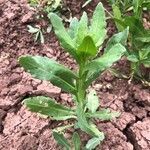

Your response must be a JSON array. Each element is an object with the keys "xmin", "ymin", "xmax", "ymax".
[
  {"xmin": 19, "ymin": 3, "xmax": 127, "ymax": 149},
  {"xmin": 108, "ymin": 0, "xmax": 150, "ymax": 84},
  {"xmin": 27, "ymin": 25, "xmax": 44, "ymax": 43},
  {"xmin": 28, "ymin": 0, "xmax": 62, "ymax": 14}
]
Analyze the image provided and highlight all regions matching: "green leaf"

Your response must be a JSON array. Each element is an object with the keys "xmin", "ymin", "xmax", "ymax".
[
  {"xmin": 112, "ymin": 4, "xmax": 123, "ymax": 31},
  {"xmin": 135, "ymin": 35, "xmax": 150, "ymax": 43},
  {"xmin": 72, "ymin": 132, "xmax": 81, "ymax": 150},
  {"xmin": 86, "ymin": 136, "xmax": 104, "ymax": 150},
  {"xmin": 127, "ymin": 54, "xmax": 139, "ymax": 62},
  {"xmin": 89, "ymin": 2, "xmax": 106, "ymax": 47},
  {"xmin": 53, "ymin": 132, "xmax": 71, "ymax": 150},
  {"xmin": 77, "ymin": 36, "xmax": 97, "ymax": 61},
  {"xmin": 105, "ymin": 27, "xmax": 129, "ymax": 52},
  {"xmin": 76, "ymin": 12, "xmax": 88, "ymax": 47},
  {"xmin": 85, "ymin": 44, "xmax": 126, "ymax": 87},
  {"xmin": 49, "ymin": 13, "xmax": 78, "ymax": 61},
  {"xmin": 86, "ymin": 109, "xmax": 120, "ymax": 121},
  {"xmin": 19, "ymin": 55, "xmax": 77, "ymax": 94},
  {"xmin": 24, "ymin": 96, "xmax": 75, "ymax": 120},
  {"xmin": 86, "ymin": 90, "xmax": 99, "ymax": 113},
  {"xmin": 68, "ymin": 17, "xmax": 79, "ymax": 40},
  {"xmin": 76, "ymin": 105, "xmax": 104, "ymax": 137}
]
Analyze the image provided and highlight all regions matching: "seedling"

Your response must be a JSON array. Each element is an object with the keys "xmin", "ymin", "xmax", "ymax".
[
  {"xmin": 19, "ymin": 3, "xmax": 127, "ymax": 149},
  {"xmin": 27, "ymin": 25, "xmax": 44, "ymax": 43},
  {"xmin": 108, "ymin": 0, "xmax": 150, "ymax": 84},
  {"xmin": 28, "ymin": 0, "xmax": 62, "ymax": 13}
]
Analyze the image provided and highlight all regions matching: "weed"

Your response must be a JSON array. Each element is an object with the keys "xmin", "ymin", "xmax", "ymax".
[{"xmin": 19, "ymin": 2, "xmax": 128, "ymax": 149}]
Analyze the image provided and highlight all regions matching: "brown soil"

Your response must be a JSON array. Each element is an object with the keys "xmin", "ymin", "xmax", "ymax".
[{"xmin": 0, "ymin": 0, "xmax": 150, "ymax": 150}]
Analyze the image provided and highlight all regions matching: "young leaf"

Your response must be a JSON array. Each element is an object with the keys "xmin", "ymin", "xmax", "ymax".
[
  {"xmin": 105, "ymin": 27, "xmax": 129, "ymax": 52},
  {"xmin": 77, "ymin": 36, "xmax": 97, "ymax": 61},
  {"xmin": 85, "ymin": 44, "xmax": 126, "ymax": 87},
  {"xmin": 19, "ymin": 55, "xmax": 77, "ymax": 94},
  {"xmin": 72, "ymin": 132, "xmax": 81, "ymax": 150},
  {"xmin": 86, "ymin": 109, "xmax": 120, "ymax": 121},
  {"xmin": 86, "ymin": 90, "xmax": 99, "ymax": 113},
  {"xmin": 112, "ymin": 4, "xmax": 123, "ymax": 31},
  {"xmin": 53, "ymin": 132, "xmax": 71, "ymax": 150},
  {"xmin": 76, "ymin": 105, "xmax": 104, "ymax": 137},
  {"xmin": 76, "ymin": 12, "xmax": 88, "ymax": 47},
  {"xmin": 86, "ymin": 137, "xmax": 104, "ymax": 150},
  {"xmin": 24, "ymin": 96, "xmax": 75, "ymax": 120},
  {"xmin": 127, "ymin": 54, "xmax": 139, "ymax": 62},
  {"xmin": 90, "ymin": 2, "xmax": 106, "ymax": 47},
  {"xmin": 49, "ymin": 13, "xmax": 78, "ymax": 61},
  {"xmin": 27, "ymin": 25, "xmax": 39, "ymax": 33},
  {"xmin": 68, "ymin": 17, "xmax": 79, "ymax": 40}
]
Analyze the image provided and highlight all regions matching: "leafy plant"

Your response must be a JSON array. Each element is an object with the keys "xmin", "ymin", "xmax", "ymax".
[
  {"xmin": 28, "ymin": 0, "xmax": 62, "ymax": 13},
  {"xmin": 108, "ymin": 0, "xmax": 150, "ymax": 84},
  {"xmin": 19, "ymin": 2, "xmax": 127, "ymax": 149},
  {"xmin": 27, "ymin": 25, "xmax": 44, "ymax": 43}
]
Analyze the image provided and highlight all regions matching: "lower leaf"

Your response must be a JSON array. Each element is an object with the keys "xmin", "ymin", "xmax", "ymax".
[{"xmin": 23, "ymin": 96, "xmax": 76, "ymax": 120}]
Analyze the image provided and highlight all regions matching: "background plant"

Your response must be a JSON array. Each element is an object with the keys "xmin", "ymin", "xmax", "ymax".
[
  {"xmin": 108, "ymin": 0, "xmax": 150, "ymax": 84},
  {"xmin": 19, "ymin": 2, "xmax": 128, "ymax": 149},
  {"xmin": 27, "ymin": 25, "xmax": 45, "ymax": 43}
]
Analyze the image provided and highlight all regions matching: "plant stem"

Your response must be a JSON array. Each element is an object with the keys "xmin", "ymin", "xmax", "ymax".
[{"xmin": 76, "ymin": 63, "xmax": 86, "ymax": 107}]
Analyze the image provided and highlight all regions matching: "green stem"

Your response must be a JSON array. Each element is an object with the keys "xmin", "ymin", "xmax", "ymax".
[{"xmin": 76, "ymin": 63, "xmax": 86, "ymax": 107}]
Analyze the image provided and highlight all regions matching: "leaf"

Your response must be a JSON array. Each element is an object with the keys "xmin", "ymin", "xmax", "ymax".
[
  {"xmin": 19, "ymin": 56, "xmax": 77, "ymax": 94},
  {"xmin": 76, "ymin": 104, "xmax": 104, "ymax": 137},
  {"xmin": 105, "ymin": 27, "xmax": 129, "ymax": 52},
  {"xmin": 24, "ymin": 96, "xmax": 75, "ymax": 120},
  {"xmin": 39, "ymin": 30, "xmax": 44, "ymax": 44},
  {"xmin": 49, "ymin": 13, "xmax": 78, "ymax": 61},
  {"xmin": 68, "ymin": 17, "xmax": 79, "ymax": 40},
  {"xmin": 86, "ymin": 90, "xmax": 99, "ymax": 113},
  {"xmin": 127, "ymin": 54, "xmax": 139, "ymax": 62},
  {"xmin": 76, "ymin": 12, "xmax": 88, "ymax": 47},
  {"xmin": 27, "ymin": 25, "xmax": 39, "ymax": 33},
  {"xmin": 86, "ymin": 109, "xmax": 120, "ymax": 121},
  {"xmin": 86, "ymin": 137, "xmax": 104, "ymax": 150},
  {"xmin": 85, "ymin": 44, "xmax": 126, "ymax": 87},
  {"xmin": 89, "ymin": 2, "xmax": 106, "ymax": 47},
  {"xmin": 135, "ymin": 35, "xmax": 150, "ymax": 43},
  {"xmin": 77, "ymin": 36, "xmax": 97, "ymax": 61},
  {"xmin": 112, "ymin": 4, "xmax": 123, "ymax": 31},
  {"xmin": 53, "ymin": 132, "xmax": 71, "ymax": 150},
  {"xmin": 72, "ymin": 132, "xmax": 81, "ymax": 150}
]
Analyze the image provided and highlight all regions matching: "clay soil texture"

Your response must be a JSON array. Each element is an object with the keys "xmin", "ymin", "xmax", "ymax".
[{"xmin": 0, "ymin": 0, "xmax": 150, "ymax": 150}]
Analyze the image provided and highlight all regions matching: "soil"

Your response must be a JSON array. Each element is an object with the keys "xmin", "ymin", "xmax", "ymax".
[{"xmin": 0, "ymin": 0, "xmax": 150, "ymax": 150}]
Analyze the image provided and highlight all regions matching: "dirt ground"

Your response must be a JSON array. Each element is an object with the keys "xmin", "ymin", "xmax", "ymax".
[{"xmin": 0, "ymin": 0, "xmax": 150, "ymax": 150}]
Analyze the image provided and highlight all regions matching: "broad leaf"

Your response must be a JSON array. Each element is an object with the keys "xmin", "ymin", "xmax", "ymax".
[
  {"xmin": 87, "ymin": 90, "xmax": 99, "ymax": 113},
  {"xmin": 53, "ymin": 132, "xmax": 71, "ymax": 150},
  {"xmin": 77, "ymin": 36, "xmax": 97, "ymax": 61},
  {"xmin": 19, "ymin": 55, "xmax": 77, "ymax": 94},
  {"xmin": 85, "ymin": 44, "xmax": 126, "ymax": 87},
  {"xmin": 86, "ymin": 109, "xmax": 120, "ymax": 121},
  {"xmin": 49, "ymin": 13, "xmax": 78, "ymax": 60},
  {"xmin": 105, "ymin": 27, "xmax": 129, "ymax": 52},
  {"xmin": 86, "ymin": 137, "xmax": 104, "ymax": 150},
  {"xmin": 76, "ymin": 105, "xmax": 104, "ymax": 137},
  {"xmin": 76, "ymin": 12, "xmax": 88, "ymax": 47},
  {"xmin": 90, "ymin": 2, "xmax": 106, "ymax": 47},
  {"xmin": 24, "ymin": 96, "xmax": 75, "ymax": 120},
  {"xmin": 72, "ymin": 132, "xmax": 81, "ymax": 150}
]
